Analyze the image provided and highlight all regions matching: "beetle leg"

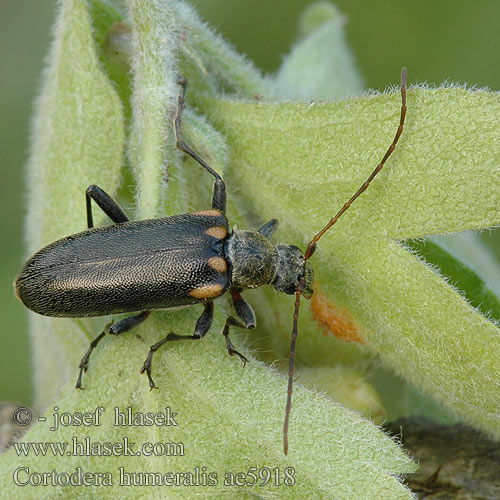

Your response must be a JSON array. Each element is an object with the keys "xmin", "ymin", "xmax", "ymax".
[
  {"xmin": 75, "ymin": 310, "xmax": 150, "ymax": 389},
  {"xmin": 85, "ymin": 184, "xmax": 129, "ymax": 229},
  {"xmin": 258, "ymin": 218, "xmax": 279, "ymax": 239},
  {"xmin": 75, "ymin": 331, "xmax": 106, "ymax": 389},
  {"xmin": 219, "ymin": 289, "xmax": 255, "ymax": 364},
  {"xmin": 174, "ymin": 80, "xmax": 227, "ymax": 213},
  {"xmin": 140, "ymin": 301, "xmax": 214, "ymax": 390},
  {"xmin": 230, "ymin": 289, "xmax": 256, "ymax": 329},
  {"xmin": 108, "ymin": 310, "xmax": 151, "ymax": 335},
  {"xmin": 222, "ymin": 316, "xmax": 249, "ymax": 365}
]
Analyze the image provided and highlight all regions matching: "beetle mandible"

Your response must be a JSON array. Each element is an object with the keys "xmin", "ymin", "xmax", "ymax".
[{"xmin": 15, "ymin": 69, "xmax": 407, "ymax": 454}]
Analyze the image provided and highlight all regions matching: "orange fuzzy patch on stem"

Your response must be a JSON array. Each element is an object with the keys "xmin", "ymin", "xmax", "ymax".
[{"xmin": 311, "ymin": 286, "xmax": 366, "ymax": 343}]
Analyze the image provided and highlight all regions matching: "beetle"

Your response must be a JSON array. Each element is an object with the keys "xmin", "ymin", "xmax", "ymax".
[{"xmin": 15, "ymin": 69, "xmax": 407, "ymax": 454}]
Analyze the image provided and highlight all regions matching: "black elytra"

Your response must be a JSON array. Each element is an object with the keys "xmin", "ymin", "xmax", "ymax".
[{"xmin": 15, "ymin": 69, "xmax": 407, "ymax": 455}]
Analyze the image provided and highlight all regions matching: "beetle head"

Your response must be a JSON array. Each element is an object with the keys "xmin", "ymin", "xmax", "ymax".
[{"xmin": 272, "ymin": 244, "xmax": 314, "ymax": 299}]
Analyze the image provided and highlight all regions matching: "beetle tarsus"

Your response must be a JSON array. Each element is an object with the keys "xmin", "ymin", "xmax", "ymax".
[
  {"xmin": 139, "ymin": 303, "xmax": 215, "ymax": 389},
  {"xmin": 140, "ymin": 335, "xmax": 170, "ymax": 389},
  {"xmin": 140, "ymin": 355, "xmax": 158, "ymax": 390},
  {"xmin": 75, "ymin": 330, "xmax": 106, "ymax": 389},
  {"xmin": 75, "ymin": 369, "xmax": 85, "ymax": 390},
  {"xmin": 75, "ymin": 311, "xmax": 150, "ymax": 389},
  {"xmin": 228, "ymin": 348, "xmax": 248, "ymax": 366},
  {"xmin": 140, "ymin": 331, "xmax": 199, "ymax": 388},
  {"xmin": 222, "ymin": 316, "xmax": 249, "ymax": 365}
]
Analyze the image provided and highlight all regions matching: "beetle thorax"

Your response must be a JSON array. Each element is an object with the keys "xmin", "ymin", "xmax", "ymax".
[{"xmin": 225, "ymin": 229, "xmax": 277, "ymax": 289}]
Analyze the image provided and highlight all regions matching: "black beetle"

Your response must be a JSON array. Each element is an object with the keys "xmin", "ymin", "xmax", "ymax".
[{"xmin": 15, "ymin": 70, "xmax": 407, "ymax": 454}]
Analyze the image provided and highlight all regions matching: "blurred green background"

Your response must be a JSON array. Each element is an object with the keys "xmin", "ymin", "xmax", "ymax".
[{"xmin": 1, "ymin": 0, "xmax": 499, "ymax": 405}]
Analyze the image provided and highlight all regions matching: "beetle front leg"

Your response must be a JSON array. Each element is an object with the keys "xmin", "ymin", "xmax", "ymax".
[
  {"xmin": 220, "ymin": 289, "xmax": 257, "ymax": 364},
  {"xmin": 222, "ymin": 316, "xmax": 249, "ymax": 365},
  {"xmin": 258, "ymin": 218, "xmax": 279, "ymax": 239},
  {"xmin": 85, "ymin": 184, "xmax": 129, "ymax": 229},
  {"xmin": 141, "ymin": 301, "xmax": 214, "ymax": 390},
  {"xmin": 231, "ymin": 289, "xmax": 256, "ymax": 329},
  {"xmin": 75, "ymin": 310, "xmax": 150, "ymax": 389}
]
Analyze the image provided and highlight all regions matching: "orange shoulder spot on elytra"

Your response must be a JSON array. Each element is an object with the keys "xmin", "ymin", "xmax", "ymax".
[
  {"xmin": 192, "ymin": 209, "xmax": 222, "ymax": 217},
  {"xmin": 205, "ymin": 226, "xmax": 227, "ymax": 239},
  {"xmin": 207, "ymin": 256, "xmax": 227, "ymax": 272},
  {"xmin": 311, "ymin": 285, "xmax": 366, "ymax": 344},
  {"xmin": 189, "ymin": 283, "xmax": 225, "ymax": 299}
]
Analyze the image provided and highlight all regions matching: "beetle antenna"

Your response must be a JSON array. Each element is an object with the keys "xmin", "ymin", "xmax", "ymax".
[
  {"xmin": 283, "ymin": 279, "xmax": 303, "ymax": 455},
  {"xmin": 304, "ymin": 67, "xmax": 407, "ymax": 261},
  {"xmin": 283, "ymin": 68, "xmax": 407, "ymax": 454}
]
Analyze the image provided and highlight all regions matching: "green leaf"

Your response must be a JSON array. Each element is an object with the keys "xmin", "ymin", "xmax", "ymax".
[
  {"xmin": 201, "ymin": 87, "xmax": 500, "ymax": 239},
  {"xmin": 3, "ymin": 2, "xmax": 420, "ymax": 498},
  {"xmin": 431, "ymin": 231, "xmax": 500, "ymax": 302},
  {"xmin": 88, "ymin": 0, "xmax": 132, "ymax": 111},
  {"xmin": 273, "ymin": 1, "xmax": 364, "ymax": 99},
  {"xmin": 125, "ymin": 0, "xmax": 183, "ymax": 219},
  {"xmin": 87, "ymin": 0, "xmax": 123, "ymax": 48},
  {"xmin": 406, "ymin": 237, "xmax": 500, "ymax": 321},
  {"xmin": 18, "ymin": 0, "xmax": 500, "ymax": 497},
  {"xmin": 199, "ymin": 86, "xmax": 500, "ymax": 439},
  {"xmin": 296, "ymin": 365, "xmax": 387, "ymax": 424},
  {"xmin": 0, "ymin": 312, "xmax": 415, "ymax": 498},
  {"xmin": 21, "ymin": 0, "xmax": 124, "ymax": 404},
  {"xmin": 174, "ymin": 1, "xmax": 270, "ymax": 97}
]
